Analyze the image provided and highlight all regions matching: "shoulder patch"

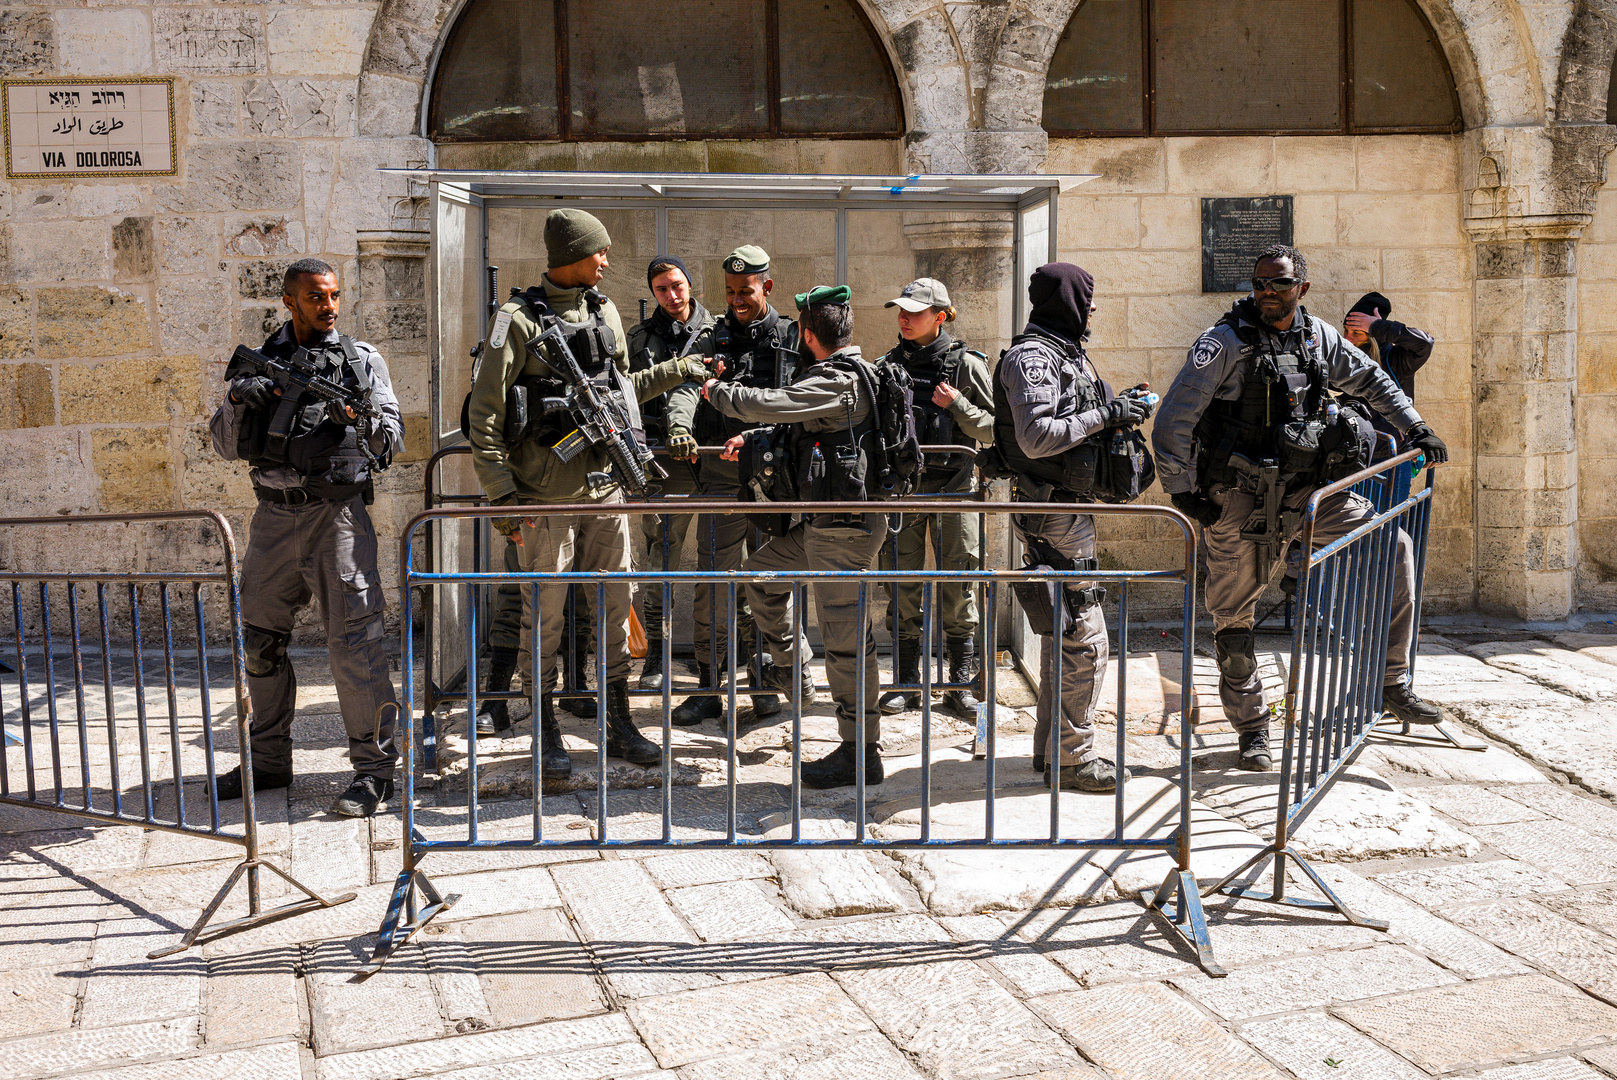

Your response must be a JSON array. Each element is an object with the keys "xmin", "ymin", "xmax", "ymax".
[
  {"xmin": 1022, "ymin": 358, "xmax": 1050, "ymax": 385},
  {"xmin": 1189, "ymin": 335, "xmax": 1222, "ymax": 370}
]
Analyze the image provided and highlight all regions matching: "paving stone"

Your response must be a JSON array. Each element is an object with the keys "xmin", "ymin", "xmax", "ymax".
[
  {"xmin": 78, "ymin": 909, "xmax": 205, "ymax": 1027},
  {"xmin": 640, "ymin": 850, "xmax": 773, "ymax": 889},
  {"xmin": 290, "ymin": 814, "xmax": 370, "ymax": 896},
  {"xmin": 1493, "ymin": 783, "xmax": 1617, "ymax": 834},
  {"xmin": 1239, "ymin": 1013, "xmax": 1427, "ymax": 1080},
  {"xmin": 0, "ymin": 966, "xmax": 80, "ymax": 1038},
  {"xmin": 456, "ymin": 907, "xmax": 608, "ymax": 1027},
  {"xmin": 34, "ymin": 1042, "xmax": 303, "ymax": 1080},
  {"xmin": 1466, "ymin": 641, "xmax": 1617, "ymax": 702},
  {"xmin": 551, "ymin": 858, "xmax": 695, "ymax": 944},
  {"xmin": 421, "ymin": 934, "xmax": 495, "ymax": 1027},
  {"xmin": 0, "ymin": 888, "xmax": 106, "ymax": 967},
  {"xmin": 1, "ymin": 825, "xmax": 146, "ymax": 874},
  {"xmin": 377, "ymin": 1042, "xmax": 665, "ymax": 1078},
  {"xmin": 1009, "ymin": 902, "xmax": 1203, "ymax": 986},
  {"xmin": 627, "ymin": 972, "xmax": 874, "ymax": 1069},
  {"xmin": 1170, "ymin": 943, "xmax": 1457, "ymax": 1019},
  {"xmin": 1376, "ymin": 859, "xmax": 1571, "ymax": 907},
  {"xmin": 832, "ymin": 952, "xmax": 1088, "ymax": 1078},
  {"xmin": 1032, "ymin": 982, "xmax": 1288, "ymax": 1080},
  {"xmin": 1402, "ymin": 783, "xmax": 1548, "ymax": 825},
  {"xmin": 772, "ymin": 849, "xmax": 909, "ymax": 918},
  {"xmin": 305, "ymin": 937, "xmax": 444, "ymax": 1055},
  {"xmin": 1540, "ymin": 885, "xmax": 1617, "ymax": 940},
  {"xmin": 937, "ymin": 913, "xmax": 1080, "ymax": 996},
  {"xmin": 203, "ymin": 946, "xmax": 300, "ymax": 1047},
  {"xmin": 1580, "ymin": 1044, "xmax": 1617, "ymax": 1073},
  {"xmin": 1472, "ymin": 1060, "xmax": 1610, "ymax": 1080},
  {"xmin": 1363, "ymin": 741, "xmax": 1550, "ymax": 784},
  {"xmin": 1334, "ymin": 973, "xmax": 1617, "ymax": 1073},
  {"xmin": 432, "ymin": 865, "xmax": 563, "ymax": 921},
  {"xmin": 676, "ymin": 1029, "xmax": 924, "ymax": 1080},
  {"xmin": 1453, "ymin": 702, "xmax": 1617, "ymax": 801},
  {"xmin": 0, "ymin": 1016, "xmax": 199, "ymax": 1080},
  {"xmin": 1448, "ymin": 900, "xmax": 1617, "ymax": 1006},
  {"xmin": 1473, "ymin": 820, "xmax": 1617, "ymax": 885},
  {"xmin": 314, "ymin": 1013, "xmax": 638, "ymax": 1080},
  {"xmin": 666, "ymin": 879, "xmax": 795, "ymax": 941}
]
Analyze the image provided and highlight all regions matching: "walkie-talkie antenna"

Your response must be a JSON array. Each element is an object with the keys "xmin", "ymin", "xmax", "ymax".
[
  {"xmin": 487, "ymin": 265, "xmax": 499, "ymax": 316},
  {"xmin": 639, "ymin": 297, "xmax": 647, "ymax": 323}
]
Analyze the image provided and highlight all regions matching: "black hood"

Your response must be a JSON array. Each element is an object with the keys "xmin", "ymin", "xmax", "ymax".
[{"xmin": 1028, "ymin": 262, "xmax": 1094, "ymax": 345}]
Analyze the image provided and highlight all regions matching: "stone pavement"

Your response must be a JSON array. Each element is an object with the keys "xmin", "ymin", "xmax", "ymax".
[{"xmin": 8, "ymin": 626, "xmax": 1617, "ymax": 1078}]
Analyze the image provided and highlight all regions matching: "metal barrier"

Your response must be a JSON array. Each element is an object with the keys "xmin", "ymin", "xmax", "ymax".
[
  {"xmin": 1205, "ymin": 451, "xmax": 1437, "ymax": 926},
  {"xmin": 0, "ymin": 510, "xmax": 355, "ymax": 957},
  {"xmin": 364, "ymin": 499, "xmax": 1224, "ymax": 976}
]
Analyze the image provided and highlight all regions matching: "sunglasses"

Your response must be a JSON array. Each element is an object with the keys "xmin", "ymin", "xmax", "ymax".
[{"xmin": 1251, "ymin": 276, "xmax": 1303, "ymax": 293}]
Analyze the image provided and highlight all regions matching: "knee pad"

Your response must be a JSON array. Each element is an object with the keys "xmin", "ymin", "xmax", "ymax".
[
  {"xmin": 1214, "ymin": 627, "xmax": 1256, "ymax": 683},
  {"xmin": 243, "ymin": 624, "xmax": 291, "ymax": 678}
]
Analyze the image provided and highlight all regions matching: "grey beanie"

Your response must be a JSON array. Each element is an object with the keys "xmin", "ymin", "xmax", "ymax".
[{"xmin": 545, "ymin": 209, "xmax": 611, "ymax": 269}]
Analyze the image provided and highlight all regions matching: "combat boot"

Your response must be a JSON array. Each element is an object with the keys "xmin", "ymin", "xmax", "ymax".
[
  {"xmin": 538, "ymin": 694, "xmax": 571, "ymax": 781},
  {"xmin": 637, "ymin": 638, "xmax": 666, "ymax": 690},
  {"xmin": 1383, "ymin": 684, "xmax": 1442, "ymax": 725},
  {"xmin": 1237, "ymin": 729, "xmax": 1273, "ymax": 771},
  {"xmin": 879, "ymin": 638, "xmax": 920, "ymax": 714},
  {"xmin": 605, "ymin": 681, "xmax": 662, "ymax": 766},
  {"xmin": 944, "ymin": 637, "xmax": 982, "ymax": 717},
  {"xmin": 672, "ymin": 663, "xmax": 724, "ymax": 726},
  {"xmin": 475, "ymin": 648, "xmax": 518, "ymax": 737},
  {"xmin": 560, "ymin": 642, "xmax": 597, "ymax": 719},
  {"xmin": 759, "ymin": 656, "xmax": 816, "ymax": 703},
  {"xmin": 801, "ymin": 741, "xmax": 883, "ymax": 789},
  {"xmin": 1045, "ymin": 758, "xmax": 1125, "ymax": 793},
  {"xmin": 749, "ymin": 659, "xmax": 782, "ymax": 720}
]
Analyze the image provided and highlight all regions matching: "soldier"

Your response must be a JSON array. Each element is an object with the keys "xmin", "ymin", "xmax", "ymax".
[
  {"xmin": 875, "ymin": 279, "xmax": 994, "ymax": 716},
  {"xmin": 663, "ymin": 246, "xmax": 798, "ymax": 726},
  {"xmin": 708, "ymin": 285, "xmax": 888, "ymax": 789},
  {"xmin": 1153, "ymin": 245, "xmax": 1449, "ymax": 772},
  {"xmin": 994, "ymin": 263, "xmax": 1149, "ymax": 793},
  {"xmin": 626, "ymin": 255, "xmax": 715, "ymax": 690},
  {"xmin": 465, "ymin": 209, "xmax": 710, "ymax": 780},
  {"xmin": 208, "ymin": 258, "xmax": 405, "ymax": 817}
]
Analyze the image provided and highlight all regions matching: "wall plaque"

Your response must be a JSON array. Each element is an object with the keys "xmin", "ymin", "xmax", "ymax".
[
  {"xmin": 1201, "ymin": 196, "xmax": 1293, "ymax": 293},
  {"xmin": 3, "ymin": 77, "xmax": 176, "ymax": 179}
]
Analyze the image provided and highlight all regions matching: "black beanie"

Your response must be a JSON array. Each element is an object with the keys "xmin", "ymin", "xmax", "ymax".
[
  {"xmin": 1349, "ymin": 291, "xmax": 1391, "ymax": 319},
  {"xmin": 1028, "ymin": 262, "xmax": 1095, "ymax": 345},
  {"xmin": 647, "ymin": 255, "xmax": 692, "ymax": 291}
]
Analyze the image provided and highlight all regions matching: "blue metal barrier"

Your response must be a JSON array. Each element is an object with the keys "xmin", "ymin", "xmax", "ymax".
[{"xmin": 362, "ymin": 498, "xmax": 1226, "ymax": 977}]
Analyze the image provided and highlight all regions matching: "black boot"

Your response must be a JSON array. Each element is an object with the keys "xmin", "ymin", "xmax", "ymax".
[
  {"xmin": 749, "ymin": 654, "xmax": 781, "ymax": 719},
  {"xmin": 944, "ymin": 637, "xmax": 982, "ymax": 717},
  {"xmin": 216, "ymin": 764, "xmax": 292, "ymax": 801},
  {"xmin": 538, "ymin": 694, "xmax": 571, "ymax": 780},
  {"xmin": 637, "ymin": 643, "xmax": 666, "ymax": 690},
  {"xmin": 880, "ymin": 638, "xmax": 921, "ymax": 714},
  {"xmin": 802, "ymin": 741, "xmax": 883, "ymax": 789},
  {"xmin": 671, "ymin": 663, "xmax": 724, "ymax": 727},
  {"xmin": 475, "ymin": 648, "xmax": 518, "ymax": 737},
  {"xmin": 605, "ymin": 681, "xmax": 662, "ymax": 766},
  {"xmin": 561, "ymin": 641, "xmax": 597, "ymax": 718},
  {"xmin": 1238, "ymin": 729, "xmax": 1273, "ymax": 771},
  {"xmin": 1383, "ymin": 683, "xmax": 1443, "ymax": 725}
]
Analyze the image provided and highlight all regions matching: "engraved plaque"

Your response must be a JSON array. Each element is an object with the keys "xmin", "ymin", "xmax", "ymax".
[
  {"xmin": 3, "ymin": 77, "xmax": 176, "ymax": 179},
  {"xmin": 1201, "ymin": 196, "xmax": 1294, "ymax": 293}
]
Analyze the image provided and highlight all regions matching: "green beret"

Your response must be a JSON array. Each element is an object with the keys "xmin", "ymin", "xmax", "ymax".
[
  {"xmin": 794, "ymin": 284, "xmax": 852, "ymax": 309},
  {"xmin": 723, "ymin": 245, "xmax": 770, "ymax": 276}
]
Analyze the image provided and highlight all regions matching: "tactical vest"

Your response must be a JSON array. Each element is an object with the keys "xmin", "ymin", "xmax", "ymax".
[
  {"xmin": 891, "ymin": 338, "xmax": 982, "ymax": 463},
  {"xmin": 628, "ymin": 312, "xmax": 703, "ymax": 441},
  {"xmin": 991, "ymin": 334, "xmax": 1108, "ymax": 495},
  {"xmin": 1193, "ymin": 314, "xmax": 1328, "ymax": 490},
  {"xmin": 785, "ymin": 357, "xmax": 878, "ymax": 505},
  {"xmin": 510, "ymin": 288, "xmax": 641, "ymax": 447},
  {"xmin": 233, "ymin": 332, "xmax": 379, "ymax": 500},
  {"xmin": 694, "ymin": 315, "xmax": 799, "ymax": 446}
]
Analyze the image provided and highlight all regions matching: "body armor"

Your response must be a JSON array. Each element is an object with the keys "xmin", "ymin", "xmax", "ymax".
[
  {"xmin": 230, "ymin": 331, "xmax": 380, "ymax": 501},
  {"xmin": 694, "ymin": 312, "xmax": 799, "ymax": 446},
  {"xmin": 509, "ymin": 287, "xmax": 641, "ymax": 448},
  {"xmin": 890, "ymin": 337, "xmax": 982, "ymax": 466},
  {"xmin": 628, "ymin": 305, "xmax": 705, "ymax": 443},
  {"xmin": 992, "ymin": 333, "xmax": 1109, "ymax": 496}
]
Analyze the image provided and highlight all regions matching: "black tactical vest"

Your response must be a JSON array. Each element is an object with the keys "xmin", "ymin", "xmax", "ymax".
[
  {"xmin": 785, "ymin": 357, "xmax": 879, "ymax": 505},
  {"xmin": 695, "ymin": 313, "xmax": 799, "ymax": 445},
  {"xmin": 992, "ymin": 333, "xmax": 1108, "ymax": 495},
  {"xmin": 889, "ymin": 337, "xmax": 982, "ymax": 466},
  {"xmin": 1193, "ymin": 313, "xmax": 1328, "ymax": 489},
  {"xmin": 628, "ymin": 307, "xmax": 705, "ymax": 441},
  {"xmin": 511, "ymin": 288, "xmax": 644, "ymax": 447},
  {"xmin": 232, "ymin": 331, "xmax": 379, "ymax": 500}
]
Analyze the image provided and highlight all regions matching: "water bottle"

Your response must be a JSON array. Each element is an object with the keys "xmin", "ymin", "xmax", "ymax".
[{"xmin": 1326, "ymin": 402, "xmax": 1339, "ymax": 422}]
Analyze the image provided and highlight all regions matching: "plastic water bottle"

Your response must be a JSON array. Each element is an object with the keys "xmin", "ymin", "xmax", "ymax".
[{"xmin": 1326, "ymin": 402, "xmax": 1339, "ymax": 422}]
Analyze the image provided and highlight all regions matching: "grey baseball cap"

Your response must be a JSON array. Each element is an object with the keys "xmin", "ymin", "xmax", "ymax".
[{"xmin": 885, "ymin": 277, "xmax": 951, "ymax": 313}]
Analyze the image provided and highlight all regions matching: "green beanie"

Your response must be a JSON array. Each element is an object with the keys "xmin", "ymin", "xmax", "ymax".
[{"xmin": 545, "ymin": 209, "xmax": 611, "ymax": 269}]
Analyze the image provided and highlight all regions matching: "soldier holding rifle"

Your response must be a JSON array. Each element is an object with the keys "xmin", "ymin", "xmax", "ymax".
[
  {"xmin": 1152, "ymin": 245, "xmax": 1449, "ymax": 772},
  {"xmin": 465, "ymin": 209, "xmax": 709, "ymax": 780}
]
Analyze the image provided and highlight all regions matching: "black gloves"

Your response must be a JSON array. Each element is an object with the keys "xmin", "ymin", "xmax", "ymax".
[
  {"xmin": 325, "ymin": 400, "xmax": 356, "ymax": 427},
  {"xmin": 1405, "ymin": 422, "xmax": 1449, "ymax": 465},
  {"xmin": 230, "ymin": 375, "xmax": 277, "ymax": 411},
  {"xmin": 1104, "ymin": 394, "xmax": 1150, "ymax": 430},
  {"xmin": 1171, "ymin": 491, "xmax": 1223, "ymax": 527}
]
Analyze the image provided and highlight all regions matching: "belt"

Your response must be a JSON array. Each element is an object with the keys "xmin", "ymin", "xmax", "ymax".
[{"xmin": 254, "ymin": 484, "xmax": 322, "ymax": 506}]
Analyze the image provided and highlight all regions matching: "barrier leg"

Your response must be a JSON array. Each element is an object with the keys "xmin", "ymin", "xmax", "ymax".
[
  {"xmin": 149, "ymin": 854, "xmax": 362, "ymax": 960},
  {"xmin": 1370, "ymin": 716, "xmax": 1487, "ymax": 752},
  {"xmin": 1149, "ymin": 867, "xmax": 1226, "ymax": 977},
  {"xmin": 1204, "ymin": 845, "xmax": 1389, "ymax": 931},
  {"xmin": 361, "ymin": 862, "xmax": 460, "ymax": 976}
]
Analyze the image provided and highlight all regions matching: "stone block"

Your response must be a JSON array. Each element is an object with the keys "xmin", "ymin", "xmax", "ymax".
[
  {"xmin": 0, "ymin": 11, "xmax": 55, "ymax": 76},
  {"xmin": 0, "ymin": 363, "xmax": 53, "ymax": 428},
  {"xmin": 1339, "ymin": 193, "xmax": 1462, "ymax": 247},
  {"xmin": 0, "ymin": 428, "xmax": 94, "ymax": 516},
  {"xmin": 639, "ymin": 851, "xmax": 774, "ymax": 890},
  {"xmin": 679, "ymin": 1030, "xmax": 925, "ymax": 1080},
  {"xmin": 1033, "ymin": 982, "xmax": 1288, "ymax": 1080},
  {"xmin": 1126, "ymin": 293, "xmax": 1236, "ymax": 349},
  {"xmin": 1166, "ymin": 137, "xmax": 1275, "ymax": 194},
  {"xmin": 0, "ymin": 1018, "xmax": 198, "ymax": 1080},
  {"xmin": 266, "ymin": 9, "xmax": 373, "ymax": 76},
  {"xmin": 203, "ymin": 945, "xmax": 300, "ymax": 1047},
  {"xmin": 156, "ymin": 142, "xmax": 301, "ymax": 214},
  {"xmin": 37, "ymin": 286, "xmax": 151, "ymax": 358},
  {"xmin": 235, "ymin": 259, "xmax": 295, "ymax": 301},
  {"xmin": 244, "ymin": 78, "xmax": 357, "ymax": 138},
  {"xmin": 0, "ymin": 289, "xmax": 29, "ymax": 359},
  {"xmin": 305, "ymin": 937, "xmax": 442, "ymax": 1055},
  {"xmin": 52, "ymin": 1044, "xmax": 303, "ymax": 1080},
  {"xmin": 628, "ymin": 972, "xmax": 875, "ymax": 1069},
  {"xmin": 157, "ymin": 217, "xmax": 218, "ymax": 275},
  {"xmin": 796, "ymin": 138, "xmax": 902, "ymax": 175},
  {"xmin": 1450, "ymin": 899, "xmax": 1617, "ymax": 1007},
  {"xmin": 0, "ymin": 967, "xmax": 79, "ymax": 1039},
  {"xmin": 1174, "ymin": 943, "xmax": 1457, "ymax": 1020},
  {"xmin": 455, "ymin": 907, "xmax": 607, "ymax": 1028},
  {"xmin": 93, "ymin": 427, "xmax": 175, "ymax": 512},
  {"xmin": 315, "ymin": 1013, "xmax": 641, "ymax": 1080},
  {"xmin": 362, "ymin": 302, "xmax": 426, "ymax": 350},
  {"xmin": 1240, "ymin": 1013, "xmax": 1428, "ymax": 1080},
  {"xmin": 1401, "ymin": 783, "xmax": 1546, "ymax": 826},
  {"xmin": 54, "ymin": 9, "xmax": 151, "ymax": 76},
  {"xmin": 1045, "ymin": 138, "xmax": 1166, "ymax": 194},
  {"xmin": 1382, "ymin": 246, "xmax": 1469, "ymax": 291},
  {"xmin": 78, "ymin": 911, "xmax": 203, "ymax": 1028},
  {"xmin": 1137, "ymin": 196, "xmax": 1196, "ymax": 249},
  {"xmin": 1275, "ymin": 136, "xmax": 1357, "ymax": 192},
  {"xmin": 112, "ymin": 216, "xmax": 154, "ymax": 282},
  {"xmin": 1357, "ymin": 135, "xmax": 1459, "ymax": 191},
  {"xmin": 1293, "ymin": 192, "xmax": 1338, "ymax": 246},
  {"xmin": 1378, "ymin": 858, "xmax": 1571, "ymax": 908},
  {"xmin": 1057, "ymin": 196, "xmax": 1140, "ymax": 249},
  {"xmin": 363, "ymin": 16, "xmax": 437, "ymax": 79},
  {"xmin": 153, "ymin": 9, "xmax": 262, "ymax": 75},
  {"xmin": 158, "ymin": 278, "xmax": 232, "ymax": 357},
  {"xmin": 357, "ymin": 74, "xmax": 422, "ymax": 138},
  {"xmin": 1067, "ymin": 250, "xmax": 1200, "ymax": 297},
  {"xmin": 224, "ymin": 216, "xmax": 304, "ymax": 258},
  {"xmin": 61, "ymin": 356, "xmax": 201, "ymax": 424},
  {"xmin": 666, "ymin": 879, "xmax": 794, "ymax": 942},
  {"xmin": 5, "ymin": 219, "xmax": 113, "ymax": 283},
  {"xmin": 189, "ymin": 81, "xmax": 239, "ymax": 138},
  {"xmin": 72, "ymin": 185, "xmax": 146, "ymax": 220},
  {"xmin": 1335, "ymin": 974, "xmax": 1617, "ymax": 1073},
  {"xmin": 706, "ymin": 140, "xmax": 803, "ymax": 175}
]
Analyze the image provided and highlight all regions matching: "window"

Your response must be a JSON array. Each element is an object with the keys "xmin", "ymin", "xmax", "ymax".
[
  {"xmin": 429, "ymin": 0, "xmax": 903, "ymax": 141},
  {"xmin": 1043, "ymin": 0, "xmax": 1461, "ymax": 136}
]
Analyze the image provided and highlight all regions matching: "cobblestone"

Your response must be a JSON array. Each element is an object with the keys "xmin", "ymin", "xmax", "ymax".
[
  {"xmin": 1239, "ymin": 1013, "xmax": 1427, "ymax": 1080},
  {"xmin": 1170, "ymin": 944, "xmax": 1458, "ymax": 1019},
  {"xmin": 0, "ymin": 1017, "xmax": 199, "ymax": 1080},
  {"xmin": 1472, "ymin": 819, "xmax": 1617, "ymax": 885},
  {"xmin": 1376, "ymin": 859, "xmax": 1572, "ymax": 906},
  {"xmin": 1448, "ymin": 899, "xmax": 1617, "ymax": 1005},
  {"xmin": 627, "ymin": 972, "xmax": 874, "ymax": 1069}
]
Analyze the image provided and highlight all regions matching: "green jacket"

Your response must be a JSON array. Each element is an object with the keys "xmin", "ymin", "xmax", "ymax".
[{"xmin": 467, "ymin": 277, "xmax": 703, "ymax": 504}]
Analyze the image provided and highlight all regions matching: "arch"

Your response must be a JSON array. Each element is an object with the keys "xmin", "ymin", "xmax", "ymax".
[{"xmin": 1553, "ymin": 0, "xmax": 1617, "ymax": 123}]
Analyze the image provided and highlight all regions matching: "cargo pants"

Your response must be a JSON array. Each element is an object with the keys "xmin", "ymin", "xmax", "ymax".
[
  {"xmin": 516, "ymin": 491, "xmax": 634, "ymax": 692},
  {"xmin": 692, "ymin": 483, "xmax": 762, "ymax": 671},
  {"xmin": 239, "ymin": 494, "xmax": 399, "ymax": 780},
  {"xmin": 636, "ymin": 460, "xmax": 699, "ymax": 641}
]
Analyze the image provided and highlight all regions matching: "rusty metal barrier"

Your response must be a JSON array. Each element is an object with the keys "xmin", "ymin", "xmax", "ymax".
[
  {"xmin": 1205, "ymin": 450, "xmax": 1437, "ymax": 927},
  {"xmin": 0, "ymin": 510, "xmax": 355, "ymax": 957},
  {"xmin": 361, "ymin": 497, "xmax": 1226, "ymax": 978}
]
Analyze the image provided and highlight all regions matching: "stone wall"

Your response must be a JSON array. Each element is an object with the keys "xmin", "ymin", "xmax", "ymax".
[{"xmin": 1578, "ymin": 169, "xmax": 1617, "ymax": 609}]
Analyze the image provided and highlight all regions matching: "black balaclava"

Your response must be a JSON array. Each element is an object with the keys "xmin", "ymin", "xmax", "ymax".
[
  {"xmin": 1027, "ymin": 262, "xmax": 1094, "ymax": 345},
  {"xmin": 1348, "ymin": 291, "xmax": 1391, "ymax": 319}
]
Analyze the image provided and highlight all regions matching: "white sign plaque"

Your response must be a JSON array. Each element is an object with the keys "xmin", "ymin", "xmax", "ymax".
[{"xmin": 3, "ymin": 77, "xmax": 176, "ymax": 179}]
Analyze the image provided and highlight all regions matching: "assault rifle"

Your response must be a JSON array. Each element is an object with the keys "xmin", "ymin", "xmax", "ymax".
[
  {"xmin": 1230, "ymin": 451, "xmax": 1300, "ymax": 583},
  {"xmin": 518, "ymin": 290, "xmax": 667, "ymax": 497},
  {"xmin": 229, "ymin": 342, "xmax": 384, "ymax": 469}
]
